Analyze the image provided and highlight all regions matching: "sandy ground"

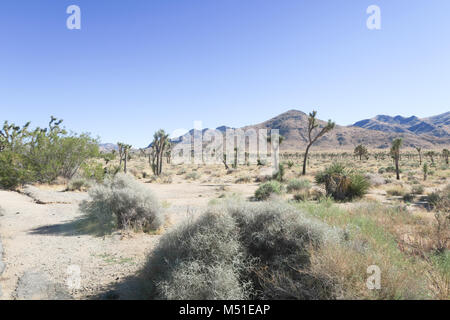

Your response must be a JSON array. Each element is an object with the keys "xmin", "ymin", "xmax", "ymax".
[{"xmin": 0, "ymin": 182, "xmax": 257, "ymax": 300}]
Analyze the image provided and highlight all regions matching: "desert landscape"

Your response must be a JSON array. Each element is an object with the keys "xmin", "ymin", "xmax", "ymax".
[
  {"xmin": 0, "ymin": 110, "xmax": 449, "ymax": 300},
  {"xmin": 1, "ymin": 2, "xmax": 450, "ymax": 304}
]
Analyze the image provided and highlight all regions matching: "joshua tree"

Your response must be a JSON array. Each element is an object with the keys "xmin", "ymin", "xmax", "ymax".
[
  {"xmin": 443, "ymin": 149, "xmax": 449, "ymax": 165},
  {"xmin": 425, "ymin": 151, "xmax": 436, "ymax": 165},
  {"xmin": 151, "ymin": 129, "xmax": 170, "ymax": 176},
  {"xmin": 415, "ymin": 146, "xmax": 422, "ymax": 166},
  {"xmin": 117, "ymin": 142, "xmax": 132, "ymax": 173},
  {"xmin": 354, "ymin": 144, "xmax": 369, "ymax": 161},
  {"xmin": 390, "ymin": 138, "xmax": 403, "ymax": 180},
  {"xmin": 302, "ymin": 111, "xmax": 335, "ymax": 175},
  {"xmin": 0, "ymin": 121, "xmax": 31, "ymax": 152},
  {"xmin": 423, "ymin": 163, "xmax": 428, "ymax": 181}
]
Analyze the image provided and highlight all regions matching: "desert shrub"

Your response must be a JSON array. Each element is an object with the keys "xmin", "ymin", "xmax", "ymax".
[
  {"xmin": 142, "ymin": 201, "xmax": 342, "ymax": 300},
  {"xmin": 254, "ymin": 181, "xmax": 282, "ymax": 201},
  {"xmin": 80, "ymin": 173, "xmax": 163, "ymax": 233},
  {"xmin": 286, "ymin": 160, "xmax": 294, "ymax": 169},
  {"xmin": 386, "ymin": 186, "xmax": 406, "ymax": 197},
  {"xmin": 235, "ymin": 176, "xmax": 252, "ymax": 184},
  {"xmin": 80, "ymin": 161, "xmax": 105, "ymax": 183},
  {"xmin": 346, "ymin": 174, "xmax": 371, "ymax": 199},
  {"xmin": 67, "ymin": 178, "xmax": 91, "ymax": 191},
  {"xmin": 185, "ymin": 172, "xmax": 200, "ymax": 180},
  {"xmin": 403, "ymin": 193, "xmax": 415, "ymax": 203},
  {"xmin": 411, "ymin": 185, "xmax": 425, "ymax": 195},
  {"xmin": 141, "ymin": 207, "xmax": 251, "ymax": 300},
  {"xmin": 315, "ymin": 163, "xmax": 370, "ymax": 201},
  {"xmin": 0, "ymin": 151, "xmax": 33, "ymax": 189},
  {"xmin": 0, "ymin": 118, "xmax": 98, "ymax": 189},
  {"xmin": 365, "ymin": 173, "xmax": 386, "ymax": 187},
  {"xmin": 286, "ymin": 179, "xmax": 311, "ymax": 193},
  {"xmin": 428, "ymin": 185, "xmax": 450, "ymax": 212}
]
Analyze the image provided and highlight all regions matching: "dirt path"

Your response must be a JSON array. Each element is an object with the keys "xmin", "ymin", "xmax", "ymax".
[{"xmin": 0, "ymin": 182, "xmax": 257, "ymax": 300}]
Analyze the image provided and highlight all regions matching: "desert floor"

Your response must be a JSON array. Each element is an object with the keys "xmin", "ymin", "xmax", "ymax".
[{"xmin": 0, "ymin": 155, "xmax": 448, "ymax": 299}]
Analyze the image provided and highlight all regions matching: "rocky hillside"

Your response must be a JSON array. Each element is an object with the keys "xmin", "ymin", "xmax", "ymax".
[
  {"xmin": 352, "ymin": 112, "xmax": 450, "ymax": 138},
  {"xmin": 242, "ymin": 110, "xmax": 449, "ymax": 150},
  {"xmin": 171, "ymin": 110, "xmax": 450, "ymax": 151}
]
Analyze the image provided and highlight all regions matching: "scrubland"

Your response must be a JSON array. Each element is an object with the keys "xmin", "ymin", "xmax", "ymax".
[{"xmin": 0, "ymin": 147, "xmax": 449, "ymax": 300}]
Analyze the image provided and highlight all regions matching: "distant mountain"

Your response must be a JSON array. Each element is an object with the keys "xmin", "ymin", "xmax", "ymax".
[
  {"xmin": 99, "ymin": 143, "xmax": 118, "ymax": 152},
  {"xmin": 352, "ymin": 112, "xmax": 450, "ymax": 138},
  {"xmin": 170, "ymin": 109, "xmax": 450, "ymax": 150}
]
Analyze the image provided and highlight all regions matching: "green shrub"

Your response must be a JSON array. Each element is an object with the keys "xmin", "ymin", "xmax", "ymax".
[
  {"xmin": 315, "ymin": 163, "xmax": 370, "ymax": 201},
  {"xmin": 411, "ymin": 185, "xmax": 424, "ymax": 195},
  {"xmin": 402, "ymin": 193, "xmax": 414, "ymax": 203},
  {"xmin": 80, "ymin": 173, "xmax": 163, "ymax": 233},
  {"xmin": 81, "ymin": 162, "xmax": 105, "ymax": 183},
  {"xmin": 346, "ymin": 173, "xmax": 371, "ymax": 199},
  {"xmin": 286, "ymin": 179, "xmax": 311, "ymax": 193},
  {"xmin": 0, "ymin": 118, "xmax": 98, "ymax": 189},
  {"xmin": 0, "ymin": 151, "xmax": 33, "ymax": 189},
  {"xmin": 254, "ymin": 181, "xmax": 282, "ymax": 201},
  {"xmin": 141, "ymin": 201, "xmax": 342, "ymax": 300}
]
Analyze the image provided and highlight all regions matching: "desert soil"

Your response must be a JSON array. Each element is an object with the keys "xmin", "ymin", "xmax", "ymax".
[{"xmin": 0, "ymin": 182, "xmax": 257, "ymax": 300}]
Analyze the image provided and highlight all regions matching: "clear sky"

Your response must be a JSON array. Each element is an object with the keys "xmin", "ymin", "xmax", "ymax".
[{"xmin": 1, "ymin": 0, "xmax": 449, "ymax": 147}]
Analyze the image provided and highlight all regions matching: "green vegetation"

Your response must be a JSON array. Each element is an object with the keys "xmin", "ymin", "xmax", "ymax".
[
  {"xmin": 254, "ymin": 181, "xmax": 283, "ymax": 200},
  {"xmin": 315, "ymin": 163, "xmax": 370, "ymax": 201},
  {"xmin": 0, "ymin": 117, "xmax": 99, "ymax": 189}
]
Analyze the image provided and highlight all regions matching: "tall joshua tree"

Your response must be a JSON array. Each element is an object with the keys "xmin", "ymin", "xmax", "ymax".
[
  {"xmin": 151, "ymin": 129, "xmax": 170, "ymax": 176},
  {"xmin": 302, "ymin": 111, "xmax": 335, "ymax": 175},
  {"xmin": 390, "ymin": 138, "xmax": 403, "ymax": 180},
  {"xmin": 117, "ymin": 142, "xmax": 132, "ymax": 173}
]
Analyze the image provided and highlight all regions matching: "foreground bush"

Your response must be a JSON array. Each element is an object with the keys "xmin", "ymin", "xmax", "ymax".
[
  {"xmin": 141, "ymin": 201, "xmax": 342, "ymax": 300},
  {"xmin": 80, "ymin": 173, "xmax": 163, "ymax": 232},
  {"xmin": 315, "ymin": 163, "xmax": 370, "ymax": 201},
  {"xmin": 254, "ymin": 181, "xmax": 282, "ymax": 200}
]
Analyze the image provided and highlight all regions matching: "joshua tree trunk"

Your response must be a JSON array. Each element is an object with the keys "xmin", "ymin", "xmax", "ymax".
[
  {"xmin": 395, "ymin": 157, "xmax": 400, "ymax": 180},
  {"xmin": 302, "ymin": 145, "xmax": 311, "ymax": 175}
]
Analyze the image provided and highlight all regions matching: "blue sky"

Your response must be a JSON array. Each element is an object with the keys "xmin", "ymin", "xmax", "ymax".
[{"xmin": 1, "ymin": 0, "xmax": 449, "ymax": 147}]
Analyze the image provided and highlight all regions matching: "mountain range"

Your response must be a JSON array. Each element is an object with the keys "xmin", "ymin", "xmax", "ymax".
[
  {"xmin": 100, "ymin": 110, "xmax": 449, "ymax": 151},
  {"xmin": 166, "ymin": 110, "xmax": 450, "ymax": 151}
]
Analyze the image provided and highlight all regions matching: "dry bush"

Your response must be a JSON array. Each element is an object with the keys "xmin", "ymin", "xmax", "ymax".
[
  {"xmin": 80, "ymin": 173, "xmax": 163, "ymax": 233},
  {"xmin": 386, "ymin": 185, "xmax": 406, "ymax": 197},
  {"xmin": 141, "ymin": 201, "xmax": 343, "ymax": 300},
  {"xmin": 235, "ymin": 175, "xmax": 252, "ymax": 184}
]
